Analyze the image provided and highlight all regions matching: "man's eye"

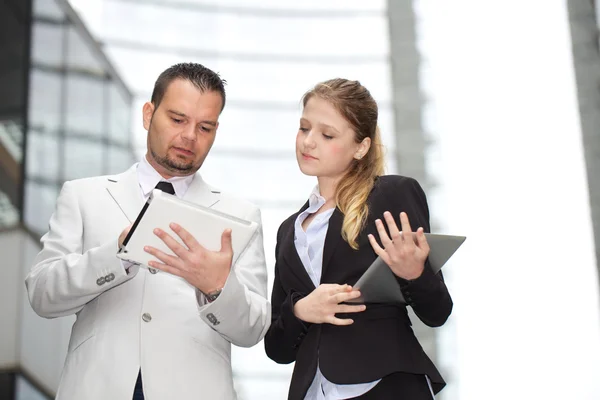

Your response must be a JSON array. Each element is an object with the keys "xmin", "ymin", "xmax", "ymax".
[
  {"xmin": 172, "ymin": 118, "xmax": 182, "ymax": 123},
  {"xmin": 323, "ymin": 134, "xmax": 333, "ymax": 140}
]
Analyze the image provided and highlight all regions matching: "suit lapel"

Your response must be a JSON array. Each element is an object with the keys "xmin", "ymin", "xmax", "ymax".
[
  {"xmin": 105, "ymin": 166, "xmax": 143, "ymax": 223},
  {"xmin": 281, "ymin": 202, "xmax": 316, "ymax": 291},
  {"xmin": 182, "ymin": 173, "xmax": 221, "ymax": 208},
  {"xmin": 321, "ymin": 207, "xmax": 343, "ymax": 278}
]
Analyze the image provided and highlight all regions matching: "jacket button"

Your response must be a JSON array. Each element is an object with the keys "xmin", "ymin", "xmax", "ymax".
[
  {"xmin": 142, "ymin": 313, "xmax": 152, "ymax": 322},
  {"xmin": 96, "ymin": 277, "xmax": 105, "ymax": 286},
  {"xmin": 149, "ymin": 268, "xmax": 158, "ymax": 274}
]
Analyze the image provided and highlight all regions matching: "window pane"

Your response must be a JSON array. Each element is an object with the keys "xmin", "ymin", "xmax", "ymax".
[
  {"xmin": 31, "ymin": 22, "xmax": 64, "ymax": 68},
  {"xmin": 26, "ymin": 131, "xmax": 60, "ymax": 181},
  {"xmin": 63, "ymin": 138, "xmax": 104, "ymax": 180},
  {"xmin": 24, "ymin": 181, "xmax": 59, "ymax": 235},
  {"xmin": 106, "ymin": 145, "xmax": 134, "ymax": 175},
  {"xmin": 65, "ymin": 75, "xmax": 105, "ymax": 137},
  {"xmin": 157, "ymin": 0, "xmax": 385, "ymax": 11},
  {"xmin": 28, "ymin": 70, "xmax": 62, "ymax": 134},
  {"xmin": 33, "ymin": 0, "xmax": 65, "ymax": 20},
  {"xmin": 66, "ymin": 26, "xmax": 106, "ymax": 77},
  {"xmin": 107, "ymin": 82, "xmax": 131, "ymax": 145},
  {"xmin": 101, "ymin": 3, "xmax": 388, "ymax": 58},
  {"xmin": 0, "ymin": 190, "xmax": 19, "ymax": 229},
  {"xmin": 107, "ymin": 47, "xmax": 392, "ymax": 105},
  {"xmin": 200, "ymin": 154, "xmax": 314, "ymax": 204}
]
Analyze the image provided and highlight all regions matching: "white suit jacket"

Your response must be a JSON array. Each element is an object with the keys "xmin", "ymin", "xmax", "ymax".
[{"xmin": 25, "ymin": 165, "xmax": 271, "ymax": 400}]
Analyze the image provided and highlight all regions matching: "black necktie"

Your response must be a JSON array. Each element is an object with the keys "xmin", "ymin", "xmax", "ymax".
[{"xmin": 155, "ymin": 181, "xmax": 175, "ymax": 195}]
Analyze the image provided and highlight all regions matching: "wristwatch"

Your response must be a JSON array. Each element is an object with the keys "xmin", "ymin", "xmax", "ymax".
[{"xmin": 204, "ymin": 288, "xmax": 223, "ymax": 302}]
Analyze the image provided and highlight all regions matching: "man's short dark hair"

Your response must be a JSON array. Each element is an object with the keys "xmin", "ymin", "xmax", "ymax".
[{"xmin": 150, "ymin": 62, "xmax": 227, "ymax": 111}]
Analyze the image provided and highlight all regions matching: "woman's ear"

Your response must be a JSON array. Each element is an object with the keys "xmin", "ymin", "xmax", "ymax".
[{"xmin": 355, "ymin": 137, "xmax": 372, "ymax": 160}]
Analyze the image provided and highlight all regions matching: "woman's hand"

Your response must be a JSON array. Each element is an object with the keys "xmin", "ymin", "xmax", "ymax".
[
  {"xmin": 368, "ymin": 211, "xmax": 430, "ymax": 280},
  {"xmin": 293, "ymin": 284, "xmax": 366, "ymax": 325}
]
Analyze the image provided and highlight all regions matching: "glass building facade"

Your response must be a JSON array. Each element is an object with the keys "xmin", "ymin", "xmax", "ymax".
[
  {"xmin": 25, "ymin": 0, "xmax": 134, "ymax": 236},
  {"xmin": 0, "ymin": 0, "xmax": 132, "ymax": 397}
]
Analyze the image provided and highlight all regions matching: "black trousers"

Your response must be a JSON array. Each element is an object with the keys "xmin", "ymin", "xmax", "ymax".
[
  {"xmin": 346, "ymin": 372, "xmax": 434, "ymax": 400},
  {"xmin": 132, "ymin": 371, "xmax": 144, "ymax": 400}
]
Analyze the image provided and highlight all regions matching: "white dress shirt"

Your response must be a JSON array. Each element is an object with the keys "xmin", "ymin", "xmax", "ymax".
[
  {"xmin": 294, "ymin": 186, "xmax": 380, "ymax": 400},
  {"xmin": 136, "ymin": 154, "xmax": 195, "ymax": 201}
]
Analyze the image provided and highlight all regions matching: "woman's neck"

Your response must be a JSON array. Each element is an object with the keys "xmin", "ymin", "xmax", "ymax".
[{"xmin": 316, "ymin": 176, "xmax": 339, "ymax": 205}]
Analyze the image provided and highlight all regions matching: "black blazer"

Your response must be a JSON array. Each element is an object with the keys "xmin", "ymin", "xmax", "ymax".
[{"xmin": 264, "ymin": 175, "xmax": 453, "ymax": 400}]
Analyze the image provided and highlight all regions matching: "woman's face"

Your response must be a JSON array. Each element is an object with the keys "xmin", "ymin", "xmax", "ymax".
[{"xmin": 296, "ymin": 96, "xmax": 368, "ymax": 180}]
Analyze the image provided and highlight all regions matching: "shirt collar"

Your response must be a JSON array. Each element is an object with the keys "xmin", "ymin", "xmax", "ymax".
[
  {"xmin": 137, "ymin": 155, "xmax": 195, "ymax": 199},
  {"xmin": 307, "ymin": 185, "xmax": 326, "ymax": 212}
]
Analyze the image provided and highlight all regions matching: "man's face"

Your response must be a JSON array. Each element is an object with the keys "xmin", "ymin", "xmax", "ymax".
[{"xmin": 143, "ymin": 79, "xmax": 222, "ymax": 178}]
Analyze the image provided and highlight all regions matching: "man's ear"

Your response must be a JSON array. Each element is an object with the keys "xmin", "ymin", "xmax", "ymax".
[{"xmin": 142, "ymin": 102, "xmax": 155, "ymax": 131}]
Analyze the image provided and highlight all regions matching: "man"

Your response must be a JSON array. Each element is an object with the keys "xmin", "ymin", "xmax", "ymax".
[{"xmin": 25, "ymin": 63, "xmax": 270, "ymax": 399}]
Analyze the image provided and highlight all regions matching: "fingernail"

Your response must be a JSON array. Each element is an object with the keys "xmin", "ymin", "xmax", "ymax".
[
  {"xmin": 153, "ymin": 228, "xmax": 160, "ymax": 235},
  {"xmin": 144, "ymin": 246, "xmax": 149, "ymax": 252}
]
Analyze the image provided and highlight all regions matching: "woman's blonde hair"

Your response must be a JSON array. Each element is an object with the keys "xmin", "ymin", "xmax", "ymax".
[{"xmin": 302, "ymin": 78, "xmax": 385, "ymax": 249}]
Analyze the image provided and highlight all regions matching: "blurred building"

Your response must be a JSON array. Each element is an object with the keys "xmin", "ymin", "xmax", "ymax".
[{"xmin": 0, "ymin": 0, "xmax": 133, "ymax": 398}]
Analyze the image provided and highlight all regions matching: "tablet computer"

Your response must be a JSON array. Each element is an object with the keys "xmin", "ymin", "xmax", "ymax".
[
  {"xmin": 347, "ymin": 233, "xmax": 466, "ymax": 304},
  {"xmin": 117, "ymin": 189, "xmax": 258, "ymax": 268}
]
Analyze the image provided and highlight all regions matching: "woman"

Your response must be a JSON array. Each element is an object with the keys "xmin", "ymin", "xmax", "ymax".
[{"xmin": 264, "ymin": 78, "xmax": 453, "ymax": 400}]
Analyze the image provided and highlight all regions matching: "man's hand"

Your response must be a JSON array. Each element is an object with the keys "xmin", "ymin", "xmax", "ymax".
[
  {"xmin": 118, "ymin": 224, "xmax": 132, "ymax": 248},
  {"xmin": 144, "ymin": 223, "xmax": 233, "ymax": 294}
]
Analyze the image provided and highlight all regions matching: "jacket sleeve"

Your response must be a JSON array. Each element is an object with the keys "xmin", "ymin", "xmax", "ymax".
[
  {"xmin": 391, "ymin": 177, "xmax": 453, "ymax": 327},
  {"xmin": 25, "ymin": 181, "xmax": 137, "ymax": 319},
  {"xmin": 196, "ymin": 206, "xmax": 271, "ymax": 348},
  {"xmin": 264, "ymin": 222, "xmax": 311, "ymax": 364}
]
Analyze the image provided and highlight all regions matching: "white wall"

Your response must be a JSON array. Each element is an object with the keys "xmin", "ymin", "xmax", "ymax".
[{"xmin": 416, "ymin": 1, "xmax": 600, "ymax": 399}]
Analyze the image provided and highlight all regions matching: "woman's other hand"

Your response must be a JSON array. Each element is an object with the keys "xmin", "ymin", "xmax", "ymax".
[{"xmin": 293, "ymin": 284, "xmax": 366, "ymax": 325}]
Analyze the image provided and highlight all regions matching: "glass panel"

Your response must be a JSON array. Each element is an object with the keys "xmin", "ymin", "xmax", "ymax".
[
  {"xmin": 26, "ymin": 131, "xmax": 60, "ymax": 181},
  {"xmin": 24, "ymin": 181, "xmax": 59, "ymax": 235},
  {"xmin": 0, "ymin": 190, "xmax": 19, "ymax": 229},
  {"xmin": 101, "ymin": 3, "xmax": 388, "ymax": 57},
  {"xmin": 28, "ymin": 69, "xmax": 62, "ymax": 134},
  {"xmin": 106, "ymin": 145, "xmax": 134, "ymax": 175},
  {"xmin": 15, "ymin": 374, "xmax": 51, "ymax": 400},
  {"xmin": 158, "ymin": 0, "xmax": 385, "ymax": 11},
  {"xmin": 63, "ymin": 137, "xmax": 104, "ymax": 180},
  {"xmin": 33, "ymin": 0, "xmax": 65, "ymax": 20},
  {"xmin": 66, "ymin": 25, "xmax": 106, "ymax": 77},
  {"xmin": 200, "ymin": 154, "xmax": 314, "ymax": 204},
  {"xmin": 106, "ymin": 47, "xmax": 392, "ymax": 104},
  {"xmin": 65, "ymin": 74, "xmax": 105, "ymax": 137},
  {"xmin": 0, "ymin": 119, "xmax": 24, "ymax": 162},
  {"xmin": 107, "ymin": 82, "xmax": 131, "ymax": 145},
  {"xmin": 31, "ymin": 22, "xmax": 64, "ymax": 68}
]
